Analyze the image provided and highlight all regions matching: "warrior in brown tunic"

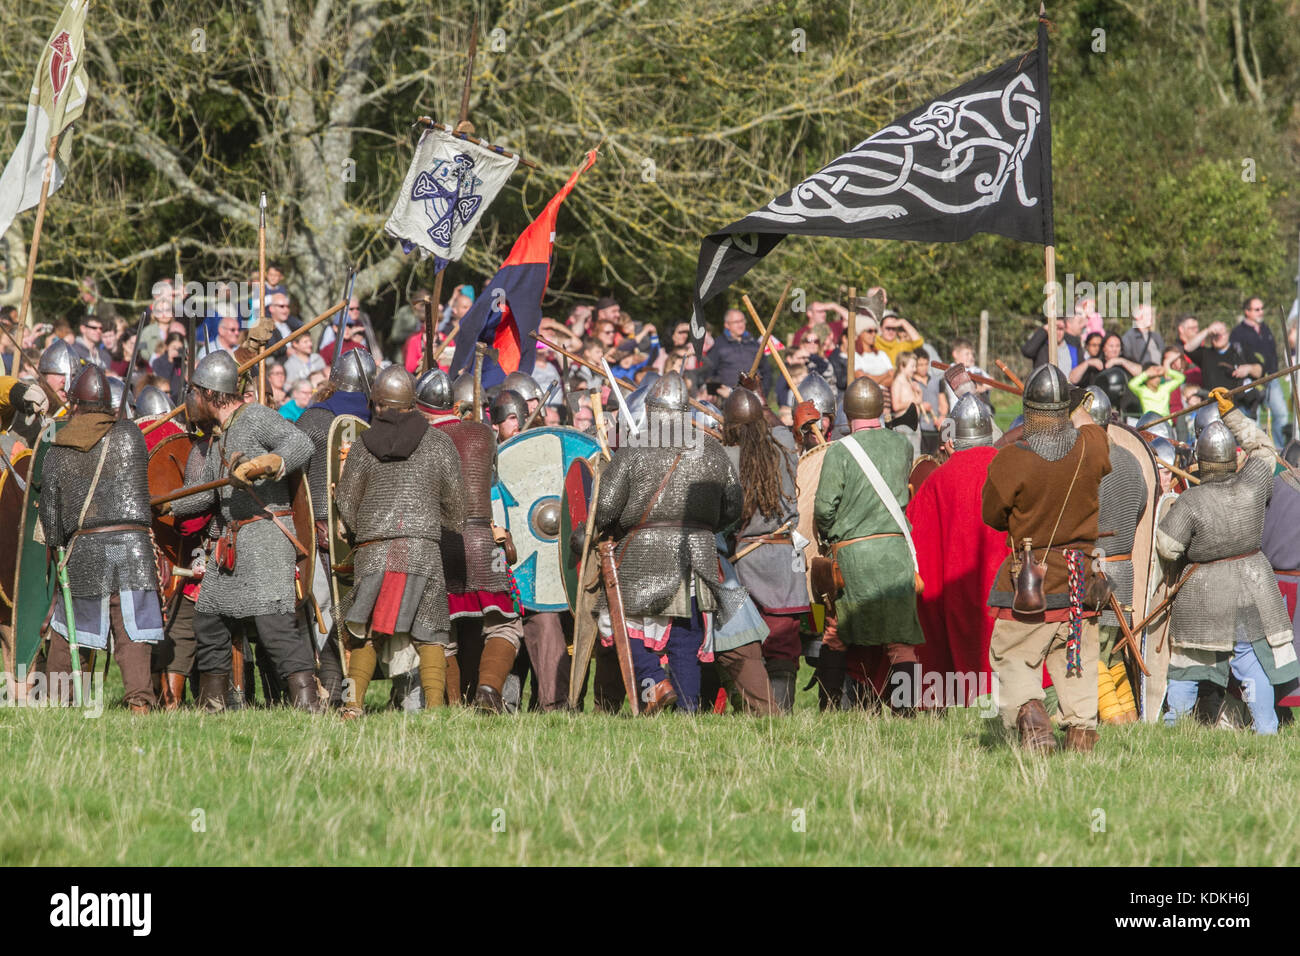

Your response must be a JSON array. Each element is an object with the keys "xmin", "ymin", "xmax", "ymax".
[{"xmin": 982, "ymin": 364, "xmax": 1111, "ymax": 753}]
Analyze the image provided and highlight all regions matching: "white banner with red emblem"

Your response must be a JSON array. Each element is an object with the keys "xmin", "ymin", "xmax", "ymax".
[{"xmin": 0, "ymin": 0, "xmax": 90, "ymax": 238}]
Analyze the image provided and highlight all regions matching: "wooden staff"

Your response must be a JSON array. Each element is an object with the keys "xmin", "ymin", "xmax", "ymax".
[
  {"xmin": 994, "ymin": 359, "xmax": 1025, "ymax": 390},
  {"xmin": 1045, "ymin": 245, "xmax": 1058, "ymax": 369},
  {"xmin": 1142, "ymin": 360, "xmax": 1300, "ymax": 429},
  {"xmin": 1132, "ymin": 567, "xmax": 1195, "ymax": 641},
  {"xmin": 15, "ymin": 134, "xmax": 60, "ymax": 363},
  {"xmin": 429, "ymin": 318, "xmax": 459, "ymax": 366},
  {"xmin": 141, "ymin": 299, "xmax": 345, "ymax": 437},
  {"xmin": 150, "ymin": 465, "xmax": 275, "ymax": 509},
  {"xmin": 257, "ymin": 192, "xmax": 268, "ymax": 404},
  {"xmin": 740, "ymin": 294, "xmax": 825, "ymax": 446},
  {"xmin": 846, "ymin": 286, "xmax": 858, "ymax": 382},
  {"xmin": 931, "ymin": 360, "xmax": 1023, "ymax": 396},
  {"xmin": 746, "ymin": 278, "xmax": 793, "ymax": 379},
  {"xmin": 413, "ymin": 118, "xmax": 540, "ymax": 170},
  {"xmin": 1153, "ymin": 456, "xmax": 1200, "ymax": 486},
  {"xmin": 530, "ymin": 331, "xmax": 724, "ymax": 423},
  {"xmin": 1108, "ymin": 593, "xmax": 1150, "ymax": 677}
]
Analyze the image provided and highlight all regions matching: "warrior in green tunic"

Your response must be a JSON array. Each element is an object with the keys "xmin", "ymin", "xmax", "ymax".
[{"xmin": 814, "ymin": 376, "xmax": 923, "ymax": 710}]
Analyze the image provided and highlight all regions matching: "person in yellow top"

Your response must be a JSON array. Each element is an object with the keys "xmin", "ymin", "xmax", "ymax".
[
  {"xmin": 0, "ymin": 375, "xmax": 50, "ymax": 431},
  {"xmin": 875, "ymin": 311, "xmax": 925, "ymax": 367}
]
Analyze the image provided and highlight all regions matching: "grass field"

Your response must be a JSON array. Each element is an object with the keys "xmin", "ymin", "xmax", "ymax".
[{"xmin": 3, "ymin": 664, "xmax": 1299, "ymax": 867}]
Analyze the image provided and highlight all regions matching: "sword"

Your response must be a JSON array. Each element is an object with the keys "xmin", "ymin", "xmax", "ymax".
[
  {"xmin": 119, "ymin": 310, "xmax": 149, "ymax": 419},
  {"xmin": 601, "ymin": 357, "xmax": 637, "ymax": 437},
  {"xmin": 55, "ymin": 546, "xmax": 84, "ymax": 708},
  {"xmin": 522, "ymin": 380, "xmax": 560, "ymax": 431},
  {"xmin": 596, "ymin": 539, "xmax": 642, "ymax": 716}
]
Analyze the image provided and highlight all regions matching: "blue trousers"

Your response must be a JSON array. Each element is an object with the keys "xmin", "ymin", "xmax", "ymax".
[
  {"xmin": 1164, "ymin": 641, "xmax": 1279, "ymax": 734},
  {"xmin": 627, "ymin": 604, "xmax": 705, "ymax": 712},
  {"xmin": 1265, "ymin": 379, "xmax": 1289, "ymax": 448}
]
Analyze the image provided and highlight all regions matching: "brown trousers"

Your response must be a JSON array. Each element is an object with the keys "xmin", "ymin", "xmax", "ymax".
[
  {"xmin": 990, "ymin": 616, "xmax": 1100, "ymax": 731},
  {"xmin": 715, "ymin": 643, "xmax": 779, "ymax": 715},
  {"xmin": 522, "ymin": 611, "xmax": 570, "ymax": 711},
  {"xmin": 46, "ymin": 594, "xmax": 157, "ymax": 709}
]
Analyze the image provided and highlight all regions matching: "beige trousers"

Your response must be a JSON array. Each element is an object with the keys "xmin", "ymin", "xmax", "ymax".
[{"xmin": 990, "ymin": 617, "xmax": 1100, "ymax": 731}]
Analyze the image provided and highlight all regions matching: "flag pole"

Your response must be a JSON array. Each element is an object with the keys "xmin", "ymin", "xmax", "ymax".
[
  {"xmin": 14, "ymin": 134, "xmax": 60, "ymax": 380},
  {"xmin": 1045, "ymin": 245, "xmax": 1057, "ymax": 368},
  {"xmin": 421, "ymin": 17, "xmax": 479, "ymax": 376}
]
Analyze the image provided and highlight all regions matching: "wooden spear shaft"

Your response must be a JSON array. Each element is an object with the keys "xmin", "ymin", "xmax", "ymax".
[
  {"xmin": 746, "ymin": 278, "xmax": 793, "ymax": 379},
  {"xmin": 994, "ymin": 359, "xmax": 1025, "ymax": 390},
  {"xmin": 529, "ymin": 331, "xmax": 725, "ymax": 422},
  {"xmin": 740, "ymin": 294, "xmax": 825, "ymax": 446},
  {"xmin": 141, "ymin": 300, "xmax": 345, "ymax": 437},
  {"xmin": 846, "ymin": 286, "xmax": 858, "ymax": 382},
  {"xmin": 1142, "ymin": 360, "xmax": 1300, "ymax": 429},
  {"xmin": 429, "ymin": 318, "xmax": 459, "ymax": 365},
  {"xmin": 257, "ymin": 192, "xmax": 268, "ymax": 404}
]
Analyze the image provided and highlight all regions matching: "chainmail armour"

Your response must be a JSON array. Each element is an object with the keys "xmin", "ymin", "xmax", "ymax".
[
  {"xmin": 440, "ymin": 419, "xmax": 511, "ymax": 595},
  {"xmin": 1020, "ymin": 407, "xmax": 1078, "ymax": 461},
  {"xmin": 40, "ymin": 420, "xmax": 159, "ymax": 598},
  {"xmin": 1155, "ymin": 409, "xmax": 1292, "ymax": 651},
  {"xmin": 1097, "ymin": 441, "xmax": 1148, "ymax": 627},
  {"xmin": 170, "ymin": 403, "xmax": 314, "ymax": 617},
  {"xmin": 295, "ymin": 405, "xmax": 334, "ymax": 520},
  {"xmin": 335, "ymin": 424, "xmax": 464, "ymax": 640},
  {"xmin": 595, "ymin": 411, "xmax": 744, "ymax": 617}
]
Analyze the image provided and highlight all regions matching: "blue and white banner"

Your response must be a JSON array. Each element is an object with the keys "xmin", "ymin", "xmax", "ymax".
[{"xmin": 384, "ymin": 125, "xmax": 518, "ymax": 263}]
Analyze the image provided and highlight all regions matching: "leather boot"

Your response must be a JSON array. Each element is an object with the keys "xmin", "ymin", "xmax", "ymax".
[
  {"xmin": 286, "ymin": 671, "xmax": 324, "ymax": 713},
  {"xmin": 886, "ymin": 662, "xmax": 921, "ymax": 716},
  {"xmin": 813, "ymin": 647, "xmax": 847, "ymax": 711},
  {"xmin": 160, "ymin": 672, "xmax": 186, "ymax": 711},
  {"xmin": 473, "ymin": 636, "xmax": 517, "ymax": 713},
  {"xmin": 129, "ymin": 702, "xmax": 150, "ymax": 715},
  {"xmin": 1016, "ymin": 700, "xmax": 1057, "ymax": 754},
  {"xmin": 1064, "ymin": 726, "xmax": 1099, "ymax": 753},
  {"xmin": 197, "ymin": 672, "xmax": 229, "ymax": 713},
  {"xmin": 473, "ymin": 684, "xmax": 505, "ymax": 713},
  {"xmin": 768, "ymin": 671, "xmax": 795, "ymax": 714},
  {"xmin": 641, "ymin": 678, "xmax": 678, "ymax": 715},
  {"xmin": 445, "ymin": 653, "xmax": 462, "ymax": 706}
]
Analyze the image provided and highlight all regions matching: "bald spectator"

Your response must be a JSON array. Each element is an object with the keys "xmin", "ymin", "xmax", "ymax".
[{"xmin": 1121, "ymin": 304, "xmax": 1165, "ymax": 367}]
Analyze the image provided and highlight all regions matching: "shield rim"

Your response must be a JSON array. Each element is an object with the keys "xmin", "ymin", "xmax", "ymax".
[
  {"xmin": 566, "ymin": 458, "xmax": 605, "ymax": 710},
  {"xmin": 495, "ymin": 425, "xmax": 600, "ymax": 612},
  {"xmin": 0, "ymin": 450, "xmax": 33, "ymax": 627},
  {"xmin": 325, "ymin": 414, "xmax": 368, "ymax": 619},
  {"xmin": 559, "ymin": 456, "xmax": 595, "ymax": 612}
]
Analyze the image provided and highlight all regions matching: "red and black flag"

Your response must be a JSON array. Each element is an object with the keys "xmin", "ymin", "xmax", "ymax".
[
  {"xmin": 450, "ymin": 148, "xmax": 599, "ymax": 386},
  {"xmin": 689, "ymin": 16, "xmax": 1054, "ymax": 347}
]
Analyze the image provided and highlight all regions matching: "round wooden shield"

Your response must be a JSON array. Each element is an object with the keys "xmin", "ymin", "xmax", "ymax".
[
  {"xmin": 493, "ymin": 426, "xmax": 601, "ymax": 612},
  {"xmin": 0, "ymin": 451, "xmax": 33, "ymax": 628},
  {"xmin": 147, "ymin": 428, "xmax": 194, "ymax": 566},
  {"xmin": 908, "ymin": 454, "xmax": 943, "ymax": 495},
  {"xmin": 559, "ymin": 456, "xmax": 595, "ymax": 611}
]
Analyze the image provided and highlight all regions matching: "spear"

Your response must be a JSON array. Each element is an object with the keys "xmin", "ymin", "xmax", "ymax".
[
  {"xmin": 118, "ymin": 311, "xmax": 149, "ymax": 419},
  {"xmin": 529, "ymin": 331, "xmax": 724, "ymax": 423},
  {"xmin": 931, "ymin": 360, "xmax": 1023, "ymax": 396},
  {"xmin": 142, "ymin": 300, "xmax": 346, "ymax": 436},
  {"xmin": 745, "ymin": 278, "xmax": 793, "ymax": 380},
  {"xmin": 1141, "ymin": 360, "xmax": 1300, "ymax": 429},
  {"xmin": 257, "ymin": 191, "xmax": 268, "ymax": 404},
  {"xmin": 333, "ymin": 268, "xmax": 358, "ymax": 368},
  {"xmin": 740, "ymin": 294, "xmax": 825, "ymax": 446}
]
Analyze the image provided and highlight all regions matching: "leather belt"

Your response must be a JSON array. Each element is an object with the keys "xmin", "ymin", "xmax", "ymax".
[
  {"xmin": 464, "ymin": 516, "xmax": 494, "ymax": 526},
  {"xmin": 230, "ymin": 508, "xmax": 294, "ymax": 535},
  {"xmin": 1102, "ymin": 552, "xmax": 1132, "ymax": 562},
  {"xmin": 833, "ymin": 532, "xmax": 901, "ymax": 553},
  {"xmin": 1201, "ymin": 548, "xmax": 1261, "ymax": 565},
  {"xmin": 1276, "ymin": 568, "xmax": 1300, "ymax": 577},
  {"xmin": 73, "ymin": 522, "xmax": 151, "ymax": 538}
]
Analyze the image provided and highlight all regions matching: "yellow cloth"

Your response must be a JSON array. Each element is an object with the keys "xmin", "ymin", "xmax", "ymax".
[
  {"xmin": 0, "ymin": 374, "xmax": 19, "ymax": 426},
  {"xmin": 876, "ymin": 335, "xmax": 924, "ymax": 368}
]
